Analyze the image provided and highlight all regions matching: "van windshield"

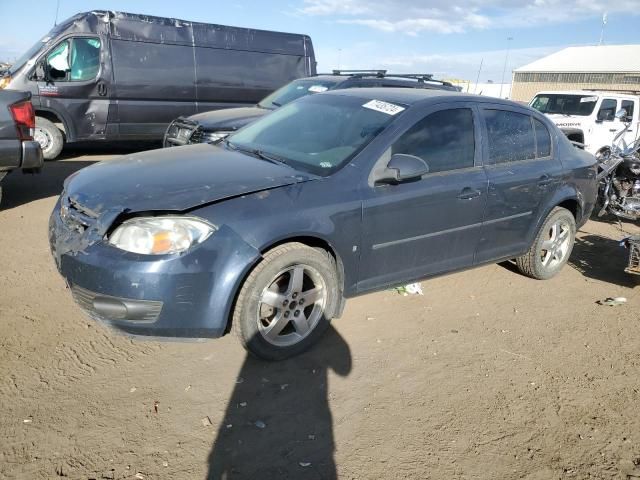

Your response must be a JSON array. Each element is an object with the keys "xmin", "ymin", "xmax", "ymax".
[
  {"xmin": 530, "ymin": 94, "xmax": 598, "ymax": 116},
  {"xmin": 230, "ymin": 94, "xmax": 402, "ymax": 176},
  {"xmin": 258, "ymin": 79, "xmax": 339, "ymax": 109},
  {"xmin": 8, "ymin": 39, "xmax": 47, "ymax": 75}
]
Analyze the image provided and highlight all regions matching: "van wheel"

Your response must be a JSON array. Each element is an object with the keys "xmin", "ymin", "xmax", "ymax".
[
  {"xmin": 34, "ymin": 117, "xmax": 64, "ymax": 160},
  {"xmin": 516, "ymin": 207, "xmax": 576, "ymax": 280},
  {"xmin": 233, "ymin": 243, "xmax": 339, "ymax": 361}
]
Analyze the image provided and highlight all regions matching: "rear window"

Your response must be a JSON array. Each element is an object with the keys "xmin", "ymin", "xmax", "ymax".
[{"xmin": 485, "ymin": 110, "xmax": 536, "ymax": 164}]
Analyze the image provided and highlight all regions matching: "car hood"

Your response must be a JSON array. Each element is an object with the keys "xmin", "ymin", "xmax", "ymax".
[
  {"xmin": 187, "ymin": 107, "xmax": 268, "ymax": 131},
  {"xmin": 64, "ymin": 144, "xmax": 316, "ymax": 214}
]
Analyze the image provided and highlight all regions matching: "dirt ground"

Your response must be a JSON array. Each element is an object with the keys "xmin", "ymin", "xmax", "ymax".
[{"xmin": 1, "ymin": 146, "xmax": 639, "ymax": 480}]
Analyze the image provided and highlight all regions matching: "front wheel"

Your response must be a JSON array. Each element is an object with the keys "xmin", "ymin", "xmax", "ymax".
[
  {"xmin": 516, "ymin": 207, "xmax": 576, "ymax": 280},
  {"xmin": 34, "ymin": 117, "xmax": 64, "ymax": 160},
  {"xmin": 233, "ymin": 243, "xmax": 340, "ymax": 361}
]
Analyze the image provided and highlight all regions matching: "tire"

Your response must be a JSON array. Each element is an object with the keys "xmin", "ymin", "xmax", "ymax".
[
  {"xmin": 34, "ymin": 117, "xmax": 64, "ymax": 160},
  {"xmin": 516, "ymin": 207, "xmax": 576, "ymax": 280},
  {"xmin": 233, "ymin": 242, "xmax": 339, "ymax": 361}
]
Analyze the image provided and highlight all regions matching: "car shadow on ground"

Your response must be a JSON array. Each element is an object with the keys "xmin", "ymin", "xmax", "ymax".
[
  {"xmin": 569, "ymin": 233, "xmax": 639, "ymax": 288},
  {"xmin": 207, "ymin": 325, "xmax": 352, "ymax": 480},
  {"xmin": 1, "ymin": 142, "xmax": 160, "ymax": 210}
]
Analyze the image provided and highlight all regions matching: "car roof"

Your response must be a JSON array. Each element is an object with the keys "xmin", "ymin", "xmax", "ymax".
[
  {"xmin": 296, "ymin": 74, "xmax": 458, "ymax": 91},
  {"xmin": 321, "ymin": 87, "xmax": 527, "ymax": 109}
]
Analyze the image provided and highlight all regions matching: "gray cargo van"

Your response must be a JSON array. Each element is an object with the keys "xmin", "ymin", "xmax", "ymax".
[{"xmin": 0, "ymin": 11, "xmax": 316, "ymax": 159}]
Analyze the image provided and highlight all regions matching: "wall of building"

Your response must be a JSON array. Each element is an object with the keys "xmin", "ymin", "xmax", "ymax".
[{"xmin": 511, "ymin": 71, "xmax": 640, "ymax": 102}]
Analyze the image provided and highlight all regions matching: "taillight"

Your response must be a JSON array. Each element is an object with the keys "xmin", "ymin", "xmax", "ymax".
[{"xmin": 9, "ymin": 100, "xmax": 35, "ymax": 141}]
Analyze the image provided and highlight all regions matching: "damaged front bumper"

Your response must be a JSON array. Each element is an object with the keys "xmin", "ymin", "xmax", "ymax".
[{"xmin": 49, "ymin": 197, "xmax": 261, "ymax": 339}]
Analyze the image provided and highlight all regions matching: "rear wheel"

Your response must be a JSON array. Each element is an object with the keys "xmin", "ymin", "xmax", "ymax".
[
  {"xmin": 34, "ymin": 117, "xmax": 64, "ymax": 160},
  {"xmin": 516, "ymin": 207, "xmax": 576, "ymax": 280},
  {"xmin": 233, "ymin": 242, "xmax": 339, "ymax": 361}
]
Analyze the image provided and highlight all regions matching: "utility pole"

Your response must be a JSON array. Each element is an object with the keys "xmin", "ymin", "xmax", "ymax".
[
  {"xmin": 499, "ymin": 37, "xmax": 513, "ymax": 99},
  {"xmin": 599, "ymin": 12, "xmax": 607, "ymax": 45},
  {"xmin": 474, "ymin": 58, "xmax": 483, "ymax": 94}
]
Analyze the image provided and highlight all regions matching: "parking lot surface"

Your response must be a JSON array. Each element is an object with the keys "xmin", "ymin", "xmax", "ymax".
[{"xmin": 1, "ymin": 148, "xmax": 639, "ymax": 479}]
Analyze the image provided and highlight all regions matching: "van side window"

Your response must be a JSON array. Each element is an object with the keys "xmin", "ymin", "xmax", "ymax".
[
  {"xmin": 391, "ymin": 108, "xmax": 475, "ymax": 174},
  {"xmin": 45, "ymin": 38, "xmax": 101, "ymax": 82},
  {"xmin": 534, "ymin": 118, "xmax": 552, "ymax": 158},
  {"xmin": 485, "ymin": 110, "xmax": 536, "ymax": 164},
  {"xmin": 597, "ymin": 99, "xmax": 617, "ymax": 122},
  {"xmin": 621, "ymin": 100, "xmax": 635, "ymax": 120}
]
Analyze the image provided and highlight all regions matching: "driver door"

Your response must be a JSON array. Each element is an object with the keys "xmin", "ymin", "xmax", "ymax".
[
  {"xmin": 36, "ymin": 36, "xmax": 111, "ymax": 140},
  {"xmin": 358, "ymin": 105, "xmax": 488, "ymax": 292}
]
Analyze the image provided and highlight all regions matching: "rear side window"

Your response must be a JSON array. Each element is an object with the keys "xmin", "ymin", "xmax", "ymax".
[
  {"xmin": 391, "ymin": 108, "xmax": 475, "ymax": 174},
  {"xmin": 534, "ymin": 118, "xmax": 552, "ymax": 157},
  {"xmin": 597, "ymin": 99, "xmax": 617, "ymax": 121},
  {"xmin": 485, "ymin": 110, "xmax": 535, "ymax": 164}
]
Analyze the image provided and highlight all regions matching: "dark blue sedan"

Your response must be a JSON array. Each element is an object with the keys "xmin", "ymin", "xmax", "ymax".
[{"xmin": 49, "ymin": 88, "xmax": 597, "ymax": 360}]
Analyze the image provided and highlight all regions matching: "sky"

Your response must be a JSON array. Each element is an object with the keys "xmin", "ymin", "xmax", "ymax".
[{"xmin": 1, "ymin": 0, "xmax": 640, "ymax": 83}]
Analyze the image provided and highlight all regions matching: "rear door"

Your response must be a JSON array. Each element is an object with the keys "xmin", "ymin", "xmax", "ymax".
[
  {"xmin": 36, "ymin": 36, "xmax": 110, "ymax": 141},
  {"xmin": 358, "ymin": 104, "xmax": 488, "ymax": 291},
  {"xmin": 475, "ymin": 107, "xmax": 563, "ymax": 263}
]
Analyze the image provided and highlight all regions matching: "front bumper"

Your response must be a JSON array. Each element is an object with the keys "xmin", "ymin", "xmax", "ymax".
[{"xmin": 49, "ymin": 199, "xmax": 261, "ymax": 339}]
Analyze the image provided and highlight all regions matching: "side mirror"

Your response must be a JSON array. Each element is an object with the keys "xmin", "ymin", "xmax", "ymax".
[
  {"xmin": 34, "ymin": 61, "xmax": 49, "ymax": 82},
  {"xmin": 375, "ymin": 153, "xmax": 429, "ymax": 184},
  {"xmin": 615, "ymin": 108, "xmax": 631, "ymax": 123}
]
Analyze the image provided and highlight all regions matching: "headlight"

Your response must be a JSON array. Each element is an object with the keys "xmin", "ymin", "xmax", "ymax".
[
  {"xmin": 108, "ymin": 216, "xmax": 215, "ymax": 255},
  {"xmin": 202, "ymin": 131, "xmax": 231, "ymax": 144}
]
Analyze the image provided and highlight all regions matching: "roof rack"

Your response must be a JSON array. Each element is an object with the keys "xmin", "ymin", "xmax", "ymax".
[
  {"xmin": 324, "ymin": 70, "xmax": 454, "ymax": 86},
  {"xmin": 331, "ymin": 69, "xmax": 388, "ymax": 77}
]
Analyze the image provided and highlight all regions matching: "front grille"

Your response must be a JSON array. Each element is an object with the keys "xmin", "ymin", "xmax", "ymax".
[
  {"xmin": 72, "ymin": 285, "xmax": 163, "ymax": 323},
  {"xmin": 189, "ymin": 127, "xmax": 203, "ymax": 144},
  {"xmin": 61, "ymin": 196, "xmax": 98, "ymax": 233}
]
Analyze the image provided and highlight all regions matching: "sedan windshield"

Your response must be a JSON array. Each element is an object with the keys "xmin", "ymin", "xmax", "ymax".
[
  {"xmin": 258, "ymin": 79, "xmax": 339, "ymax": 109},
  {"xmin": 230, "ymin": 94, "xmax": 403, "ymax": 176},
  {"xmin": 530, "ymin": 94, "xmax": 598, "ymax": 116}
]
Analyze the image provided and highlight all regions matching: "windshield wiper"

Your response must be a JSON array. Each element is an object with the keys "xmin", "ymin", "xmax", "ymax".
[{"xmin": 225, "ymin": 140, "xmax": 289, "ymax": 166}]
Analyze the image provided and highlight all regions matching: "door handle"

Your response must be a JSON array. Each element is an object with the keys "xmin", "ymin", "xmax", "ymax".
[
  {"xmin": 538, "ymin": 174, "xmax": 553, "ymax": 187},
  {"xmin": 97, "ymin": 82, "xmax": 107, "ymax": 97},
  {"xmin": 457, "ymin": 187, "xmax": 482, "ymax": 200}
]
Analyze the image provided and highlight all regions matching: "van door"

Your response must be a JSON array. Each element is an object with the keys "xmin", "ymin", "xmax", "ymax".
[
  {"xmin": 110, "ymin": 39, "xmax": 197, "ymax": 139},
  {"xmin": 37, "ymin": 36, "xmax": 110, "ymax": 141}
]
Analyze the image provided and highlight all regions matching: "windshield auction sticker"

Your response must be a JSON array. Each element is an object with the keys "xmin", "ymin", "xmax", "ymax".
[
  {"xmin": 362, "ymin": 100, "xmax": 405, "ymax": 115},
  {"xmin": 308, "ymin": 85, "xmax": 329, "ymax": 93}
]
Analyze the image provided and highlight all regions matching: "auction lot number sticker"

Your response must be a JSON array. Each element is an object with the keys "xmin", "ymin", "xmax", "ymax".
[{"xmin": 362, "ymin": 99, "xmax": 405, "ymax": 115}]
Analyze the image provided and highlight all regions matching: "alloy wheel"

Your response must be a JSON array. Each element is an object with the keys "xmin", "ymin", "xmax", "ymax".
[
  {"xmin": 256, "ymin": 264, "xmax": 327, "ymax": 347},
  {"xmin": 540, "ymin": 220, "xmax": 572, "ymax": 269}
]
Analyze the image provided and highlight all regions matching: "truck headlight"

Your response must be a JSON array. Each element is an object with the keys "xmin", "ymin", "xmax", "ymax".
[{"xmin": 108, "ymin": 216, "xmax": 215, "ymax": 255}]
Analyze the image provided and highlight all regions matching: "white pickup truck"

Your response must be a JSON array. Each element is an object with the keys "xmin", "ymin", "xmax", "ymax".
[{"xmin": 530, "ymin": 90, "xmax": 640, "ymax": 158}]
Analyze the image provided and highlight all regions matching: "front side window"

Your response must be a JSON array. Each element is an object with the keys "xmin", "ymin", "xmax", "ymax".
[
  {"xmin": 45, "ymin": 37, "xmax": 101, "ymax": 82},
  {"xmin": 391, "ymin": 108, "xmax": 475, "ymax": 173},
  {"xmin": 229, "ymin": 94, "xmax": 399, "ymax": 176},
  {"xmin": 485, "ymin": 110, "xmax": 536, "ymax": 164},
  {"xmin": 597, "ymin": 99, "xmax": 617, "ymax": 122},
  {"xmin": 621, "ymin": 100, "xmax": 635, "ymax": 120}
]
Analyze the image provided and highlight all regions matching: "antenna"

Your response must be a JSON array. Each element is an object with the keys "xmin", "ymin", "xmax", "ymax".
[
  {"xmin": 474, "ymin": 58, "xmax": 483, "ymax": 94},
  {"xmin": 54, "ymin": 0, "xmax": 60, "ymax": 26}
]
